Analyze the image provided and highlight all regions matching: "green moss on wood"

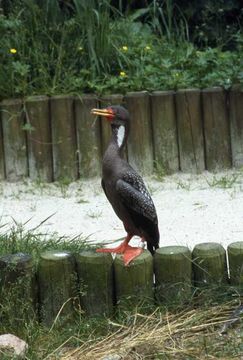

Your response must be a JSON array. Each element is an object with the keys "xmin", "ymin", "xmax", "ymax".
[
  {"xmin": 0, "ymin": 253, "xmax": 37, "ymax": 327},
  {"xmin": 227, "ymin": 241, "xmax": 243, "ymax": 286},
  {"xmin": 154, "ymin": 246, "xmax": 192, "ymax": 304},
  {"xmin": 113, "ymin": 250, "xmax": 153, "ymax": 310},
  {"xmin": 76, "ymin": 251, "xmax": 114, "ymax": 317},
  {"xmin": 38, "ymin": 250, "xmax": 77, "ymax": 327},
  {"xmin": 192, "ymin": 242, "xmax": 227, "ymax": 287}
]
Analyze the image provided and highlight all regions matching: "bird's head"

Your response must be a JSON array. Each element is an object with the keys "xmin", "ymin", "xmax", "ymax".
[{"xmin": 91, "ymin": 105, "xmax": 130, "ymax": 127}]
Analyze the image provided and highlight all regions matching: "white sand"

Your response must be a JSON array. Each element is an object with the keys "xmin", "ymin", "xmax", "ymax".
[{"xmin": 0, "ymin": 170, "xmax": 243, "ymax": 250}]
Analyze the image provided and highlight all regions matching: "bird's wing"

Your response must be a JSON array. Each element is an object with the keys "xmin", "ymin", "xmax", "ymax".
[
  {"xmin": 101, "ymin": 179, "xmax": 107, "ymax": 197},
  {"xmin": 116, "ymin": 173, "xmax": 157, "ymax": 223}
]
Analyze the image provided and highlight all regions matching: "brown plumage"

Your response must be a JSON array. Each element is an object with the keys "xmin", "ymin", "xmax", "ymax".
[{"xmin": 91, "ymin": 105, "xmax": 159, "ymax": 265}]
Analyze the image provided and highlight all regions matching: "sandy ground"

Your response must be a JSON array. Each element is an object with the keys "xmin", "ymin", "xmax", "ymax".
[{"xmin": 0, "ymin": 170, "xmax": 243, "ymax": 251}]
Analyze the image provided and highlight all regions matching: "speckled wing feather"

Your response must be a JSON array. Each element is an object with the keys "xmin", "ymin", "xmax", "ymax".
[{"xmin": 116, "ymin": 171, "xmax": 158, "ymax": 223}]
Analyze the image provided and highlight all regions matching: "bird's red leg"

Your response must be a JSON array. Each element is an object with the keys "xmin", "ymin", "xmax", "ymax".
[
  {"xmin": 123, "ymin": 237, "xmax": 145, "ymax": 266},
  {"xmin": 96, "ymin": 235, "xmax": 145, "ymax": 266},
  {"xmin": 96, "ymin": 234, "xmax": 132, "ymax": 254}
]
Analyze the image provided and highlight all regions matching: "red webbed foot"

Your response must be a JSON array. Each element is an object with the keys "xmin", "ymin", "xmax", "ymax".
[
  {"xmin": 96, "ymin": 235, "xmax": 144, "ymax": 266},
  {"xmin": 123, "ymin": 245, "xmax": 143, "ymax": 266},
  {"xmin": 96, "ymin": 235, "xmax": 132, "ymax": 255}
]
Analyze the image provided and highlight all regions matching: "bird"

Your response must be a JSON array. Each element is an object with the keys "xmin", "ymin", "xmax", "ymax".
[{"xmin": 91, "ymin": 105, "xmax": 159, "ymax": 266}]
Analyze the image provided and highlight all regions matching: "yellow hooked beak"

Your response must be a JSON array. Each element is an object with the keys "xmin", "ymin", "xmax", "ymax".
[{"xmin": 91, "ymin": 108, "xmax": 115, "ymax": 118}]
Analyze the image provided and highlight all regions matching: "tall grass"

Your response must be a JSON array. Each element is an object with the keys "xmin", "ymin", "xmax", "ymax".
[
  {"xmin": 0, "ymin": 224, "xmax": 92, "ymax": 262},
  {"xmin": 148, "ymin": 0, "xmax": 189, "ymax": 41},
  {"xmin": 0, "ymin": 0, "xmax": 242, "ymax": 99},
  {"xmin": 72, "ymin": 0, "xmax": 117, "ymax": 78}
]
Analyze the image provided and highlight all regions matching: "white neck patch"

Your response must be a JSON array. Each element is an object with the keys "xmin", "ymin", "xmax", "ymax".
[{"xmin": 117, "ymin": 125, "xmax": 125, "ymax": 148}]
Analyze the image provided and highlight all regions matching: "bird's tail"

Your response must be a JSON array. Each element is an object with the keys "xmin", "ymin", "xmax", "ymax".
[{"xmin": 147, "ymin": 227, "xmax": 160, "ymax": 255}]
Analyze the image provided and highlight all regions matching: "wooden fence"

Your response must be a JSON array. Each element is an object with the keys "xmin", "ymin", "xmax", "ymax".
[
  {"xmin": 0, "ymin": 242, "xmax": 243, "ymax": 326},
  {"xmin": 0, "ymin": 86, "xmax": 243, "ymax": 182}
]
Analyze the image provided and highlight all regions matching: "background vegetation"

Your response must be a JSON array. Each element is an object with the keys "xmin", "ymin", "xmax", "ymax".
[{"xmin": 0, "ymin": 0, "xmax": 242, "ymax": 99}]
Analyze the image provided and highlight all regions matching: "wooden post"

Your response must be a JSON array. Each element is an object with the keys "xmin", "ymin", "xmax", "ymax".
[
  {"xmin": 229, "ymin": 86, "xmax": 243, "ymax": 168},
  {"xmin": 150, "ymin": 91, "xmax": 179, "ymax": 174},
  {"xmin": 124, "ymin": 91, "xmax": 154, "ymax": 175},
  {"xmin": 227, "ymin": 242, "xmax": 243, "ymax": 286},
  {"xmin": 192, "ymin": 243, "xmax": 227, "ymax": 287},
  {"xmin": 38, "ymin": 251, "xmax": 77, "ymax": 327},
  {"xmin": 0, "ymin": 253, "xmax": 36, "ymax": 326},
  {"xmin": 74, "ymin": 95, "xmax": 101, "ymax": 177},
  {"xmin": 176, "ymin": 89, "xmax": 205, "ymax": 173},
  {"xmin": 1, "ymin": 99, "xmax": 28, "ymax": 181},
  {"xmin": 50, "ymin": 95, "xmax": 78, "ymax": 182},
  {"xmin": 0, "ymin": 106, "xmax": 5, "ymax": 180},
  {"xmin": 113, "ymin": 250, "xmax": 153, "ymax": 310},
  {"xmin": 202, "ymin": 87, "xmax": 231, "ymax": 171},
  {"xmin": 100, "ymin": 94, "xmax": 124, "ymax": 158},
  {"xmin": 76, "ymin": 251, "xmax": 114, "ymax": 316},
  {"xmin": 25, "ymin": 96, "xmax": 53, "ymax": 182},
  {"xmin": 154, "ymin": 246, "xmax": 192, "ymax": 304}
]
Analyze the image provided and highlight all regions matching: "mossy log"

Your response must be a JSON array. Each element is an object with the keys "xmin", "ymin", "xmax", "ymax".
[
  {"xmin": 0, "ymin": 253, "xmax": 36, "ymax": 325},
  {"xmin": 229, "ymin": 86, "xmax": 243, "ymax": 168},
  {"xmin": 192, "ymin": 243, "xmax": 227, "ymax": 287},
  {"xmin": 176, "ymin": 89, "xmax": 205, "ymax": 173},
  {"xmin": 113, "ymin": 250, "xmax": 153, "ymax": 310},
  {"xmin": 150, "ymin": 91, "xmax": 179, "ymax": 174},
  {"xmin": 25, "ymin": 95, "xmax": 53, "ymax": 182},
  {"xmin": 154, "ymin": 246, "xmax": 192, "ymax": 304},
  {"xmin": 100, "ymin": 94, "xmax": 124, "ymax": 157},
  {"xmin": 0, "ymin": 104, "xmax": 5, "ymax": 180},
  {"xmin": 76, "ymin": 251, "xmax": 114, "ymax": 316},
  {"xmin": 50, "ymin": 95, "xmax": 78, "ymax": 181},
  {"xmin": 227, "ymin": 242, "xmax": 243, "ymax": 286},
  {"xmin": 38, "ymin": 251, "xmax": 77, "ymax": 327},
  {"xmin": 0, "ymin": 99, "xmax": 28, "ymax": 181},
  {"xmin": 74, "ymin": 95, "xmax": 101, "ymax": 177},
  {"xmin": 202, "ymin": 87, "xmax": 231, "ymax": 171},
  {"xmin": 124, "ymin": 91, "xmax": 153, "ymax": 175}
]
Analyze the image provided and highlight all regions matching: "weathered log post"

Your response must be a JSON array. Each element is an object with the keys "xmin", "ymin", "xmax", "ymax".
[
  {"xmin": 50, "ymin": 95, "xmax": 78, "ymax": 181},
  {"xmin": 227, "ymin": 241, "xmax": 243, "ymax": 286},
  {"xmin": 113, "ymin": 250, "xmax": 153, "ymax": 311},
  {"xmin": 38, "ymin": 251, "xmax": 77, "ymax": 327},
  {"xmin": 0, "ymin": 102, "xmax": 5, "ymax": 180},
  {"xmin": 100, "ymin": 94, "xmax": 124, "ymax": 157},
  {"xmin": 150, "ymin": 91, "xmax": 179, "ymax": 174},
  {"xmin": 25, "ymin": 95, "xmax": 53, "ymax": 182},
  {"xmin": 124, "ymin": 91, "xmax": 153, "ymax": 175},
  {"xmin": 154, "ymin": 246, "xmax": 192, "ymax": 304},
  {"xmin": 202, "ymin": 87, "xmax": 231, "ymax": 171},
  {"xmin": 175, "ymin": 89, "xmax": 205, "ymax": 173},
  {"xmin": 0, "ymin": 99, "xmax": 28, "ymax": 181},
  {"xmin": 76, "ymin": 251, "xmax": 114, "ymax": 317},
  {"xmin": 0, "ymin": 253, "xmax": 36, "ymax": 327},
  {"xmin": 74, "ymin": 95, "xmax": 101, "ymax": 177},
  {"xmin": 192, "ymin": 243, "xmax": 227, "ymax": 287},
  {"xmin": 229, "ymin": 85, "xmax": 243, "ymax": 168}
]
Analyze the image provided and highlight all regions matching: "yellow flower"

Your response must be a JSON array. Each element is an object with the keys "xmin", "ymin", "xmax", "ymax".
[
  {"xmin": 78, "ymin": 46, "xmax": 83, "ymax": 51},
  {"xmin": 122, "ymin": 46, "xmax": 128, "ymax": 51},
  {"xmin": 10, "ymin": 48, "xmax": 17, "ymax": 54},
  {"xmin": 145, "ymin": 46, "xmax": 151, "ymax": 50},
  {"xmin": 119, "ymin": 71, "xmax": 126, "ymax": 77}
]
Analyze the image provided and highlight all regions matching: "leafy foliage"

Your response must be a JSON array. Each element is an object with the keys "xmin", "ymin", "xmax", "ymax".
[{"xmin": 0, "ymin": 0, "xmax": 242, "ymax": 99}]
